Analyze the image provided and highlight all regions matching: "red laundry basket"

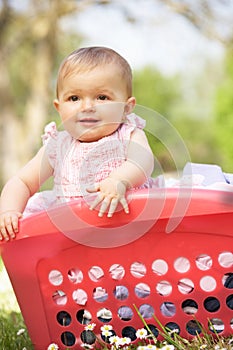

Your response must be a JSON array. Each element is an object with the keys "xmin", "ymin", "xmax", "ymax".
[{"xmin": 1, "ymin": 188, "xmax": 233, "ymax": 349}]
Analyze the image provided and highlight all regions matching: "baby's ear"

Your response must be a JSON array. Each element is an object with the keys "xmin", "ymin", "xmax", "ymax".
[
  {"xmin": 53, "ymin": 99, "xmax": 60, "ymax": 112},
  {"xmin": 124, "ymin": 97, "xmax": 136, "ymax": 115}
]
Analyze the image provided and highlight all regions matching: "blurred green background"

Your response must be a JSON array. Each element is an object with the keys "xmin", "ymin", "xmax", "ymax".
[{"xmin": 1, "ymin": 0, "xmax": 233, "ymax": 189}]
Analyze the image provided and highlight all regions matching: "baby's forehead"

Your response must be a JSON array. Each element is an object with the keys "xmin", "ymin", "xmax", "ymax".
[
  {"xmin": 57, "ymin": 64, "xmax": 125, "ymax": 97},
  {"xmin": 61, "ymin": 60, "xmax": 120, "ymax": 79},
  {"xmin": 58, "ymin": 62, "xmax": 125, "ymax": 91}
]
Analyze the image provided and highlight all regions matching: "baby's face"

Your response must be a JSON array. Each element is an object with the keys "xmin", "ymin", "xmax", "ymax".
[{"xmin": 54, "ymin": 64, "xmax": 135, "ymax": 142}]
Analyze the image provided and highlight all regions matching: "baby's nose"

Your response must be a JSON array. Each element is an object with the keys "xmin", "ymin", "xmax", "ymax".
[{"xmin": 82, "ymin": 98, "xmax": 95, "ymax": 112}]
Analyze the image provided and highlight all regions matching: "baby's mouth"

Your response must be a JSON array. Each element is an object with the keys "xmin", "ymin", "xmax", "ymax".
[{"xmin": 78, "ymin": 118, "xmax": 100, "ymax": 126}]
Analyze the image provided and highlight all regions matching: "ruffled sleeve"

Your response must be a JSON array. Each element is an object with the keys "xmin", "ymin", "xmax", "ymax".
[
  {"xmin": 125, "ymin": 113, "xmax": 146, "ymax": 129},
  {"xmin": 41, "ymin": 122, "xmax": 58, "ymax": 168},
  {"xmin": 41, "ymin": 121, "xmax": 58, "ymax": 144},
  {"xmin": 117, "ymin": 113, "xmax": 146, "ymax": 143}
]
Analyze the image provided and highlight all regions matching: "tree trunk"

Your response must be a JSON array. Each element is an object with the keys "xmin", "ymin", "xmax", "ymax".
[{"xmin": 0, "ymin": 61, "xmax": 24, "ymax": 184}]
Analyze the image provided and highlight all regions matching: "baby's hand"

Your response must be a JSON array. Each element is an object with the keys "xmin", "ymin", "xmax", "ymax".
[
  {"xmin": 86, "ymin": 177, "xmax": 129, "ymax": 217},
  {"xmin": 0, "ymin": 211, "xmax": 22, "ymax": 241}
]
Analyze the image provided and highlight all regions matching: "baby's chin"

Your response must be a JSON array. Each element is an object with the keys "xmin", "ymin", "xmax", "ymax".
[{"xmin": 76, "ymin": 124, "xmax": 121, "ymax": 142}]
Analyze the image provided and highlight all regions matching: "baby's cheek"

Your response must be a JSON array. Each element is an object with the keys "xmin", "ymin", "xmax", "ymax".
[{"xmin": 96, "ymin": 102, "xmax": 125, "ymax": 120}]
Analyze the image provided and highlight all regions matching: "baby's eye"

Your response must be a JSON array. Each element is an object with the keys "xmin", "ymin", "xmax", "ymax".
[
  {"xmin": 97, "ymin": 95, "xmax": 109, "ymax": 101},
  {"xmin": 69, "ymin": 95, "xmax": 79, "ymax": 102}
]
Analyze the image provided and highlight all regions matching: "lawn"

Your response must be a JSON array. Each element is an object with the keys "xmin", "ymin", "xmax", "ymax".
[{"xmin": 0, "ymin": 260, "xmax": 33, "ymax": 349}]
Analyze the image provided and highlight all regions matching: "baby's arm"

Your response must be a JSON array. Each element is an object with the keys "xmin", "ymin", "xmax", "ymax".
[
  {"xmin": 87, "ymin": 128, "xmax": 154, "ymax": 217},
  {"xmin": 0, "ymin": 146, "xmax": 53, "ymax": 241}
]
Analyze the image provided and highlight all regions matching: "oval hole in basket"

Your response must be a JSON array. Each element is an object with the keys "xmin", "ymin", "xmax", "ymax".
[
  {"xmin": 113, "ymin": 285, "xmax": 129, "ymax": 300},
  {"xmin": 152, "ymin": 259, "xmax": 168, "ymax": 276},
  {"xmin": 165, "ymin": 322, "xmax": 180, "ymax": 335},
  {"xmin": 61, "ymin": 331, "xmax": 76, "ymax": 346},
  {"xmin": 230, "ymin": 318, "xmax": 233, "ymax": 329},
  {"xmin": 56, "ymin": 311, "xmax": 71, "ymax": 326},
  {"xmin": 135, "ymin": 283, "xmax": 150, "ymax": 298},
  {"xmin": 109, "ymin": 264, "xmax": 125, "ymax": 280},
  {"xmin": 186, "ymin": 320, "xmax": 201, "ymax": 336},
  {"xmin": 200, "ymin": 276, "xmax": 216, "ymax": 292},
  {"xmin": 88, "ymin": 266, "xmax": 104, "ymax": 282},
  {"xmin": 138, "ymin": 304, "xmax": 154, "ymax": 319},
  {"xmin": 118, "ymin": 306, "xmax": 133, "ymax": 321},
  {"xmin": 182, "ymin": 299, "xmax": 198, "ymax": 315},
  {"xmin": 76, "ymin": 309, "xmax": 92, "ymax": 325},
  {"xmin": 218, "ymin": 251, "xmax": 233, "ymax": 268},
  {"xmin": 204, "ymin": 296, "xmax": 220, "ymax": 312},
  {"xmin": 52, "ymin": 290, "xmax": 67, "ymax": 305},
  {"xmin": 97, "ymin": 308, "xmax": 112, "ymax": 323},
  {"xmin": 68, "ymin": 268, "xmax": 83, "ymax": 284},
  {"xmin": 156, "ymin": 280, "xmax": 172, "ymax": 296},
  {"xmin": 121, "ymin": 326, "xmax": 137, "ymax": 341},
  {"xmin": 208, "ymin": 318, "xmax": 224, "ymax": 334},
  {"xmin": 222, "ymin": 272, "xmax": 233, "ymax": 289},
  {"xmin": 130, "ymin": 261, "xmax": 146, "ymax": 278},
  {"xmin": 93, "ymin": 287, "xmax": 108, "ymax": 302},
  {"xmin": 48, "ymin": 269, "xmax": 63, "ymax": 286},
  {"xmin": 178, "ymin": 278, "xmax": 194, "ymax": 294},
  {"xmin": 146, "ymin": 324, "xmax": 159, "ymax": 337},
  {"xmin": 195, "ymin": 254, "xmax": 212, "ymax": 271},
  {"xmin": 80, "ymin": 330, "xmax": 96, "ymax": 345},
  {"xmin": 160, "ymin": 302, "xmax": 176, "ymax": 317},
  {"xmin": 72, "ymin": 289, "xmax": 88, "ymax": 305},
  {"xmin": 226, "ymin": 294, "xmax": 233, "ymax": 310},
  {"xmin": 174, "ymin": 257, "xmax": 190, "ymax": 273}
]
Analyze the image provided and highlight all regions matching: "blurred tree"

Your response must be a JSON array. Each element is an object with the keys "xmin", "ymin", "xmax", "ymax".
[
  {"xmin": 160, "ymin": 0, "xmax": 233, "ymax": 46},
  {"xmin": 0, "ymin": 0, "xmax": 81, "ymax": 185},
  {"xmin": 214, "ymin": 48, "xmax": 233, "ymax": 171},
  {"xmin": 133, "ymin": 67, "xmax": 184, "ymax": 172},
  {"xmin": 170, "ymin": 56, "xmax": 225, "ymax": 167},
  {"xmin": 157, "ymin": 1, "xmax": 233, "ymax": 171},
  {"xmin": 0, "ymin": 0, "xmax": 108, "ymax": 186},
  {"xmin": 1, "ymin": 0, "xmax": 233, "ymax": 187},
  {"xmin": 133, "ymin": 67, "xmax": 180, "ymax": 118},
  {"xmin": 132, "ymin": 61, "xmax": 225, "ymax": 173}
]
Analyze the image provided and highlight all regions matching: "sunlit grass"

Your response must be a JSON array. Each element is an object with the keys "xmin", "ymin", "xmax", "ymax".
[
  {"xmin": 0, "ymin": 259, "xmax": 32, "ymax": 349},
  {"xmin": 0, "ymin": 310, "xmax": 33, "ymax": 350}
]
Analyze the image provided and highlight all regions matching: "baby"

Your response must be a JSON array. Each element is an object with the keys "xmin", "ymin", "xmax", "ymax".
[{"xmin": 0, "ymin": 46, "xmax": 154, "ymax": 241}]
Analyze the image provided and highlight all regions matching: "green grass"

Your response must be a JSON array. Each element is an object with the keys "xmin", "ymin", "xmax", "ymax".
[
  {"xmin": 0, "ymin": 258, "xmax": 33, "ymax": 349},
  {"xmin": 0, "ymin": 310, "xmax": 33, "ymax": 350}
]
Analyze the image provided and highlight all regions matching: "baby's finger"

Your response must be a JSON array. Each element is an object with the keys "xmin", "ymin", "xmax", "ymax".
[
  {"xmin": 5, "ymin": 218, "xmax": 16, "ymax": 239},
  {"xmin": 89, "ymin": 193, "xmax": 104, "ymax": 211},
  {"xmin": 98, "ymin": 197, "xmax": 111, "ymax": 217},
  {"xmin": 12, "ymin": 217, "xmax": 19, "ymax": 234},
  {"xmin": 0, "ymin": 225, "xmax": 9, "ymax": 241},
  {"xmin": 107, "ymin": 198, "xmax": 119, "ymax": 217},
  {"xmin": 120, "ymin": 197, "xmax": 129, "ymax": 214}
]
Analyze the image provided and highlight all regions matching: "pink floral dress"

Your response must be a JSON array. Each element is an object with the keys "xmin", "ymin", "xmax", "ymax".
[{"xmin": 24, "ymin": 113, "xmax": 154, "ymax": 215}]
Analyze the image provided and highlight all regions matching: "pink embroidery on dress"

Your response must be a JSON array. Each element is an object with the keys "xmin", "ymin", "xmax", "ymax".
[{"xmin": 40, "ymin": 114, "xmax": 150, "ymax": 199}]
